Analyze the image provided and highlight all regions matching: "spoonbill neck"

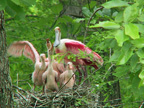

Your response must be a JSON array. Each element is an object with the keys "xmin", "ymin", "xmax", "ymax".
[{"xmin": 54, "ymin": 31, "xmax": 61, "ymax": 47}]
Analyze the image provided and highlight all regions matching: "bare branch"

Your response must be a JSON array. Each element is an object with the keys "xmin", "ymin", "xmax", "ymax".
[{"xmin": 83, "ymin": 6, "xmax": 104, "ymax": 43}]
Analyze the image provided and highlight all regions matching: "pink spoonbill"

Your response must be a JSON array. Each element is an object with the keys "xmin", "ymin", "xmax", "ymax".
[
  {"xmin": 60, "ymin": 62, "xmax": 75, "ymax": 90},
  {"xmin": 7, "ymin": 41, "xmax": 49, "ymax": 91},
  {"xmin": 53, "ymin": 27, "xmax": 103, "ymax": 83},
  {"xmin": 42, "ymin": 39, "xmax": 59, "ymax": 92}
]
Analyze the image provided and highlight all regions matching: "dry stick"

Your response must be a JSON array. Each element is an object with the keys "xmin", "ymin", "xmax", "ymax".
[
  {"xmin": 83, "ymin": 6, "xmax": 104, "ymax": 43},
  {"xmin": 102, "ymin": 48, "xmax": 114, "ymax": 83},
  {"xmin": 54, "ymin": 64, "xmax": 104, "ymax": 103},
  {"xmin": 76, "ymin": 65, "xmax": 103, "ymax": 91},
  {"xmin": 12, "ymin": 85, "xmax": 42, "ymax": 103},
  {"xmin": 17, "ymin": 73, "xmax": 19, "ymax": 92},
  {"xmin": 34, "ymin": 100, "xmax": 38, "ymax": 108},
  {"xmin": 17, "ymin": 91, "xmax": 27, "ymax": 102},
  {"xmin": 38, "ymin": 73, "xmax": 76, "ymax": 107}
]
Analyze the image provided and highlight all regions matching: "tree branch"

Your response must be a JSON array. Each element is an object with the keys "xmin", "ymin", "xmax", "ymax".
[{"xmin": 83, "ymin": 6, "xmax": 104, "ymax": 43}]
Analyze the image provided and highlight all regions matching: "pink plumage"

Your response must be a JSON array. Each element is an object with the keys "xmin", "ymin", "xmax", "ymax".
[
  {"xmin": 54, "ymin": 27, "xmax": 103, "ymax": 84},
  {"xmin": 7, "ymin": 41, "xmax": 39, "ymax": 63},
  {"xmin": 54, "ymin": 39, "xmax": 103, "ymax": 69},
  {"xmin": 7, "ymin": 41, "xmax": 48, "ymax": 91}
]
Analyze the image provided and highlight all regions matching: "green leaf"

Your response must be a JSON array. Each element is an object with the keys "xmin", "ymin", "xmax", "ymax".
[
  {"xmin": 82, "ymin": 7, "xmax": 92, "ymax": 17},
  {"xmin": 132, "ymin": 64, "xmax": 142, "ymax": 73},
  {"xmin": 132, "ymin": 75, "xmax": 140, "ymax": 91},
  {"xmin": 130, "ymin": 54, "xmax": 139, "ymax": 71},
  {"xmin": 109, "ymin": 50, "xmax": 121, "ymax": 62},
  {"xmin": 113, "ymin": 66, "xmax": 129, "ymax": 78},
  {"xmin": 73, "ymin": 18, "xmax": 85, "ymax": 23},
  {"xmin": 140, "ymin": 58, "xmax": 144, "ymax": 64},
  {"xmin": 5, "ymin": 5, "xmax": 16, "ymax": 17},
  {"xmin": 139, "ymin": 70, "xmax": 144, "ymax": 85},
  {"xmin": 136, "ymin": 48, "xmax": 144, "ymax": 58},
  {"xmin": 51, "ymin": 3, "xmax": 63, "ymax": 14},
  {"xmin": 124, "ymin": 4, "xmax": 138, "ymax": 23},
  {"xmin": 131, "ymin": 39, "xmax": 144, "ymax": 48},
  {"xmin": 115, "ymin": 11, "xmax": 123, "ymax": 23},
  {"xmin": 117, "ymin": 42, "xmax": 133, "ymax": 65},
  {"xmin": 0, "ymin": 0, "xmax": 7, "ymax": 11},
  {"xmin": 6, "ymin": 0, "xmax": 25, "ymax": 20},
  {"xmin": 102, "ymin": 8, "xmax": 111, "ymax": 16},
  {"xmin": 136, "ymin": 0, "xmax": 144, "ymax": 7},
  {"xmin": 138, "ymin": 14, "xmax": 144, "ymax": 22},
  {"xmin": 114, "ymin": 30, "xmax": 129, "ymax": 46},
  {"xmin": 102, "ymin": 0, "xmax": 129, "ymax": 9},
  {"xmin": 11, "ymin": 0, "xmax": 20, "ymax": 5},
  {"xmin": 21, "ymin": 0, "xmax": 36, "ymax": 6},
  {"xmin": 135, "ymin": 24, "xmax": 144, "ymax": 34},
  {"xmin": 90, "ymin": 21, "xmax": 120, "ymax": 29},
  {"xmin": 136, "ymin": 49, "xmax": 144, "ymax": 64},
  {"xmin": 139, "ymin": 80, "xmax": 144, "ymax": 87},
  {"xmin": 84, "ymin": 1, "xmax": 97, "ymax": 9},
  {"xmin": 125, "ymin": 23, "xmax": 140, "ymax": 39}
]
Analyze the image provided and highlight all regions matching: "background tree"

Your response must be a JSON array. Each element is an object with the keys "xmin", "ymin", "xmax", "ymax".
[
  {"xmin": 0, "ymin": 0, "xmax": 36, "ymax": 107},
  {"xmin": 0, "ymin": 10, "xmax": 14, "ymax": 108}
]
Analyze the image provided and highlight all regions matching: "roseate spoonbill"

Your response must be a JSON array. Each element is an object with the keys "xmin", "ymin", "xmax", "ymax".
[
  {"xmin": 50, "ymin": 58, "xmax": 65, "ymax": 81},
  {"xmin": 7, "ymin": 41, "xmax": 49, "ymax": 90},
  {"xmin": 42, "ymin": 39, "xmax": 59, "ymax": 93},
  {"xmin": 53, "ymin": 27, "xmax": 103, "ymax": 83},
  {"xmin": 44, "ymin": 39, "xmax": 65, "ymax": 81},
  {"xmin": 60, "ymin": 62, "xmax": 75, "ymax": 89}
]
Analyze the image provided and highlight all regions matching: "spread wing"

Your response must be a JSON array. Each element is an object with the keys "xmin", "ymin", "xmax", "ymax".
[
  {"xmin": 7, "ymin": 41, "xmax": 40, "ymax": 63},
  {"xmin": 65, "ymin": 40, "xmax": 103, "ymax": 68}
]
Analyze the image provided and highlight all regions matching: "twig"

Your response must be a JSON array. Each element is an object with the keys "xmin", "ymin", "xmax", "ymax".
[
  {"xmin": 49, "ymin": 6, "xmax": 68, "ymax": 31},
  {"xmin": 17, "ymin": 91, "xmax": 27, "ymax": 102},
  {"xmin": 102, "ymin": 64, "xmax": 115, "ymax": 81},
  {"xmin": 34, "ymin": 100, "xmax": 38, "ymax": 108},
  {"xmin": 83, "ymin": 6, "xmax": 104, "ymax": 43},
  {"xmin": 66, "ymin": 64, "xmax": 103, "ymax": 99},
  {"xmin": 27, "ymin": 82, "xmax": 33, "ymax": 91},
  {"xmin": 139, "ymin": 101, "xmax": 144, "ymax": 108},
  {"xmin": 17, "ymin": 73, "xmax": 19, "ymax": 92},
  {"xmin": 13, "ymin": 85, "xmax": 27, "ymax": 93},
  {"xmin": 52, "ymin": 73, "xmax": 75, "ymax": 102},
  {"xmin": 12, "ymin": 85, "xmax": 42, "ymax": 102}
]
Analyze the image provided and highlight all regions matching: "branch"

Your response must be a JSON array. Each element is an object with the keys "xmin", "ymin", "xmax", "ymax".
[
  {"xmin": 83, "ymin": 6, "xmax": 104, "ymax": 43},
  {"xmin": 139, "ymin": 101, "xmax": 144, "ymax": 108},
  {"xmin": 51, "ymin": 73, "xmax": 75, "ymax": 105},
  {"xmin": 49, "ymin": 6, "xmax": 68, "ymax": 31},
  {"xmin": 12, "ymin": 85, "xmax": 42, "ymax": 102}
]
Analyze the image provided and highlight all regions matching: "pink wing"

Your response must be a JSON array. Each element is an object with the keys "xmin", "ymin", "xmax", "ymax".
[
  {"xmin": 7, "ymin": 41, "xmax": 40, "ymax": 63},
  {"xmin": 65, "ymin": 41, "xmax": 103, "ymax": 68}
]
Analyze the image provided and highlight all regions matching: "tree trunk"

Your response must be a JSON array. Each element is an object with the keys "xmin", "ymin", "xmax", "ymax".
[{"xmin": 0, "ymin": 10, "xmax": 14, "ymax": 108}]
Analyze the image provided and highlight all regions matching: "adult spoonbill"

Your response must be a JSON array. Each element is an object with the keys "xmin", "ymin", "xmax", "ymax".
[
  {"xmin": 42, "ymin": 39, "xmax": 59, "ymax": 93},
  {"xmin": 60, "ymin": 62, "xmax": 75, "ymax": 90},
  {"xmin": 7, "ymin": 41, "xmax": 49, "ymax": 90},
  {"xmin": 53, "ymin": 27, "xmax": 103, "ymax": 83}
]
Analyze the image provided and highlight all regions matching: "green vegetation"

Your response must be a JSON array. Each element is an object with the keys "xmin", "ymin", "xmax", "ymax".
[{"xmin": 2, "ymin": 0, "xmax": 144, "ymax": 107}]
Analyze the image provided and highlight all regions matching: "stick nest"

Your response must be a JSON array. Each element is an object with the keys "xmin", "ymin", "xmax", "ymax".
[{"xmin": 13, "ymin": 85, "xmax": 99, "ymax": 107}]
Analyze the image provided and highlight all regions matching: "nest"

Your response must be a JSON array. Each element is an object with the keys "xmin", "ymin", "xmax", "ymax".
[{"xmin": 13, "ymin": 85, "xmax": 99, "ymax": 107}]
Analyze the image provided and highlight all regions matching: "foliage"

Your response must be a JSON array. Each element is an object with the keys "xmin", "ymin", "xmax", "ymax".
[
  {"xmin": 89, "ymin": 0, "xmax": 144, "ymax": 107},
  {"xmin": 4, "ymin": 0, "xmax": 144, "ymax": 107}
]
